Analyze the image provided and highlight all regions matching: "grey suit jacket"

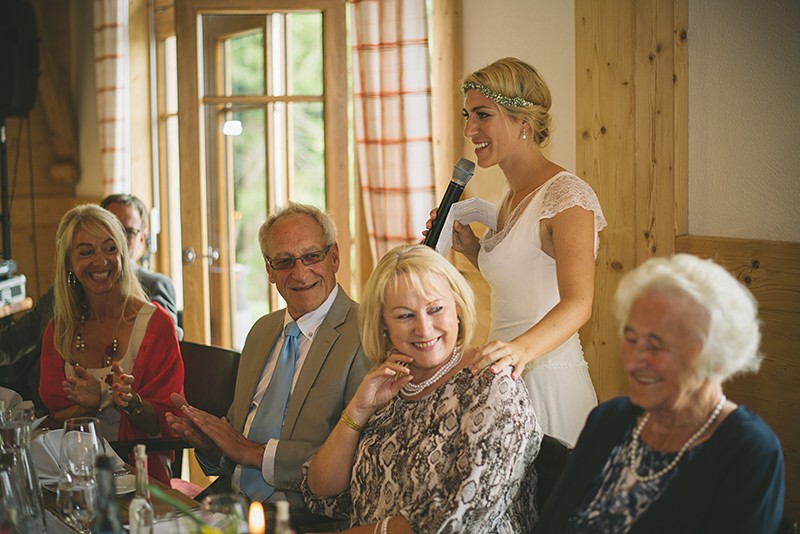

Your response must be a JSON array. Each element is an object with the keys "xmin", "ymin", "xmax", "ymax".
[
  {"xmin": 136, "ymin": 268, "xmax": 182, "ymax": 340},
  {"xmin": 200, "ymin": 286, "xmax": 370, "ymax": 515}
]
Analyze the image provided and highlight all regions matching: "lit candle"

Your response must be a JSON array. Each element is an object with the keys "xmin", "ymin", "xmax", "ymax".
[{"xmin": 248, "ymin": 501, "xmax": 265, "ymax": 534}]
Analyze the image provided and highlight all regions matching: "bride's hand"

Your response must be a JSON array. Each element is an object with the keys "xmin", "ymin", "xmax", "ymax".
[
  {"xmin": 452, "ymin": 220, "xmax": 480, "ymax": 257},
  {"xmin": 470, "ymin": 340, "xmax": 528, "ymax": 380},
  {"xmin": 421, "ymin": 208, "xmax": 438, "ymax": 239}
]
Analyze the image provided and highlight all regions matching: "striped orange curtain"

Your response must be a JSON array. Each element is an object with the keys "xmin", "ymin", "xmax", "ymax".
[
  {"xmin": 94, "ymin": 0, "xmax": 130, "ymax": 194},
  {"xmin": 351, "ymin": 0, "xmax": 436, "ymax": 262}
]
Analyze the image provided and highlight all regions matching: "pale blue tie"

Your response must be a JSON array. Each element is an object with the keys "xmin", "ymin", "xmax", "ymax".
[{"xmin": 240, "ymin": 321, "xmax": 301, "ymax": 501}]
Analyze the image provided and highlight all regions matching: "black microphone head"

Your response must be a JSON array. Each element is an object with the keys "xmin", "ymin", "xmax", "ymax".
[{"xmin": 452, "ymin": 158, "xmax": 475, "ymax": 187}]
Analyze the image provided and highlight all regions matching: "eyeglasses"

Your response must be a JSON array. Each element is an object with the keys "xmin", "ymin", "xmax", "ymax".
[
  {"xmin": 124, "ymin": 228, "xmax": 142, "ymax": 239},
  {"xmin": 265, "ymin": 246, "xmax": 331, "ymax": 271}
]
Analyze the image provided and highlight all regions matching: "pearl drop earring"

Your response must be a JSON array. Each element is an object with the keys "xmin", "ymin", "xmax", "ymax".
[{"xmin": 522, "ymin": 130, "xmax": 528, "ymax": 140}]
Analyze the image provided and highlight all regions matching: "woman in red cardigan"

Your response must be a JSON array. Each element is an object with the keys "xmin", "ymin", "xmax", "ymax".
[{"xmin": 39, "ymin": 204, "xmax": 183, "ymax": 484}]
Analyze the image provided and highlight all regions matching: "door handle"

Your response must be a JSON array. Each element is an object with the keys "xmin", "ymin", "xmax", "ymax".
[{"xmin": 182, "ymin": 246, "xmax": 220, "ymax": 265}]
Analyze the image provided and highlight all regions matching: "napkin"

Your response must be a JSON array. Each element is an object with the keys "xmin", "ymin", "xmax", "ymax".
[
  {"xmin": 31, "ymin": 429, "xmax": 125, "ymax": 483},
  {"xmin": 434, "ymin": 197, "xmax": 497, "ymax": 256},
  {"xmin": 0, "ymin": 386, "xmax": 35, "ymax": 412}
]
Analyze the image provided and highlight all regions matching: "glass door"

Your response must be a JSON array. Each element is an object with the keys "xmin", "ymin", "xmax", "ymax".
[{"xmin": 175, "ymin": 0, "xmax": 348, "ymax": 347}]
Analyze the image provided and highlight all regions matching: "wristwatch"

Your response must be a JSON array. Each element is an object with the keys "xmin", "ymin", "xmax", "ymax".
[{"xmin": 123, "ymin": 393, "xmax": 144, "ymax": 416}]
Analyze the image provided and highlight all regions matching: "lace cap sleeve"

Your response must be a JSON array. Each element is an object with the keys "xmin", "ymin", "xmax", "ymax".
[{"xmin": 540, "ymin": 173, "xmax": 607, "ymax": 257}]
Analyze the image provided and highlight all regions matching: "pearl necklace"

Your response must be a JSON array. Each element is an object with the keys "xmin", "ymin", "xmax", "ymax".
[
  {"xmin": 628, "ymin": 394, "xmax": 726, "ymax": 482},
  {"xmin": 401, "ymin": 346, "xmax": 462, "ymax": 396}
]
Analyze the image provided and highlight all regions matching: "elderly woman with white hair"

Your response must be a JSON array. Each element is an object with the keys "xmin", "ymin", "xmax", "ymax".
[{"xmin": 536, "ymin": 254, "xmax": 785, "ymax": 533}]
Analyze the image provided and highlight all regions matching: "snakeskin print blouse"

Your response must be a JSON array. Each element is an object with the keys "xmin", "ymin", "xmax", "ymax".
[{"xmin": 302, "ymin": 367, "xmax": 542, "ymax": 533}]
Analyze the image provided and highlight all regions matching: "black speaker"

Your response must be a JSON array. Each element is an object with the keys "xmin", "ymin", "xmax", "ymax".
[{"xmin": 0, "ymin": 0, "xmax": 40, "ymax": 118}]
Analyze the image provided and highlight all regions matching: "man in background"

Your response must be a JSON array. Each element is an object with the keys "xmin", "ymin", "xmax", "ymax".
[
  {"xmin": 0, "ymin": 194, "xmax": 181, "ymax": 407},
  {"xmin": 100, "ymin": 194, "xmax": 181, "ymax": 333}
]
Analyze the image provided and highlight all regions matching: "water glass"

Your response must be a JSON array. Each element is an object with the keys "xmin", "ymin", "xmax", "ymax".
[{"xmin": 202, "ymin": 493, "xmax": 249, "ymax": 534}]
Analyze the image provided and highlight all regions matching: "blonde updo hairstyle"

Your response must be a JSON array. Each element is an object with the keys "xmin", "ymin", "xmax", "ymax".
[
  {"xmin": 359, "ymin": 244, "xmax": 476, "ymax": 366},
  {"xmin": 613, "ymin": 254, "xmax": 762, "ymax": 382},
  {"xmin": 463, "ymin": 57, "xmax": 553, "ymax": 147}
]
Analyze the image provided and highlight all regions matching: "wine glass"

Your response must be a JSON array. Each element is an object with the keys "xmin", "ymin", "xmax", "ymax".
[
  {"xmin": 56, "ymin": 473, "xmax": 97, "ymax": 533},
  {"xmin": 60, "ymin": 417, "xmax": 101, "ymax": 479},
  {"xmin": 58, "ymin": 417, "xmax": 101, "ymax": 532}
]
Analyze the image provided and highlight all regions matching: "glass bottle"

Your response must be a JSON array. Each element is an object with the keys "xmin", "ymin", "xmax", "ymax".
[
  {"xmin": 128, "ymin": 444, "xmax": 154, "ymax": 534},
  {"xmin": 0, "ymin": 406, "xmax": 45, "ymax": 533},
  {"xmin": 273, "ymin": 500, "xmax": 292, "ymax": 534},
  {"xmin": 0, "ymin": 451, "xmax": 22, "ymax": 531},
  {"xmin": 92, "ymin": 455, "xmax": 124, "ymax": 534}
]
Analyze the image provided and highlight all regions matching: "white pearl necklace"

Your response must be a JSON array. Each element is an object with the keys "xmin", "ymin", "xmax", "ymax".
[
  {"xmin": 628, "ymin": 394, "xmax": 726, "ymax": 482},
  {"xmin": 401, "ymin": 346, "xmax": 462, "ymax": 396}
]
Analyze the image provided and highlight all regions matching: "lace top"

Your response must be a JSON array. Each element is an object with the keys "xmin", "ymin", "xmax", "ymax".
[
  {"xmin": 482, "ymin": 172, "xmax": 606, "ymax": 256},
  {"xmin": 301, "ymin": 368, "xmax": 542, "ymax": 533}
]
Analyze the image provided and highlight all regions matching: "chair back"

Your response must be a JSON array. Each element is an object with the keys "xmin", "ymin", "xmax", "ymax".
[
  {"xmin": 179, "ymin": 340, "xmax": 241, "ymax": 418},
  {"xmin": 109, "ymin": 341, "xmax": 241, "ymax": 479},
  {"xmin": 534, "ymin": 434, "xmax": 572, "ymax": 512}
]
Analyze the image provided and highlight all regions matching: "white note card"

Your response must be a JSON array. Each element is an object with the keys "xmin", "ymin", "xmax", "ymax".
[{"xmin": 436, "ymin": 197, "xmax": 497, "ymax": 256}]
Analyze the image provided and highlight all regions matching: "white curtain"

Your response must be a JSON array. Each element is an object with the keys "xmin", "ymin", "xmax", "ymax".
[
  {"xmin": 351, "ymin": 0, "xmax": 436, "ymax": 262},
  {"xmin": 94, "ymin": 0, "xmax": 130, "ymax": 194}
]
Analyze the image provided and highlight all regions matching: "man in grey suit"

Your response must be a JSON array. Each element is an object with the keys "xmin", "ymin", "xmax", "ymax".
[
  {"xmin": 168, "ymin": 203, "xmax": 370, "ymax": 531},
  {"xmin": 0, "ymin": 194, "xmax": 181, "ymax": 406}
]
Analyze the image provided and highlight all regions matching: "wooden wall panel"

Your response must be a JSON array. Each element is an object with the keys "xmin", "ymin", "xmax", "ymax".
[
  {"xmin": 576, "ymin": 0, "xmax": 795, "ymax": 514},
  {"xmin": 7, "ymin": 197, "xmax": 99, "ymax": 299},
  {"xmin": 576, "ymin": 0, "xmax": 686, "ymax": 402},
  {"xmin": 3, "ymin": 3, "xmax": 80, "ymax": 305},
  {"xmin": 676, "ymin": 235, "xmax": 800, "ymax": 514},
  {"xmin": 575, "ymin": 0, "xmax": 638, "ymax": 400},
  {"xmin": 633, "ymin": 0, "xmax": 678, "ymax": 263},
  {"xmin": 4, "ymin": 111, "xmax": 77, "ymax": 303}
]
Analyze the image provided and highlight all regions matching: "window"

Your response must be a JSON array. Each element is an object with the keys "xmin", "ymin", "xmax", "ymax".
[
  {"xmin": 153, "ymin": 0, "xmax": 451, "ymax": 347},
  {"xmin": 153, "ymin": 1, "xmax": 348, "ymax": 348}
]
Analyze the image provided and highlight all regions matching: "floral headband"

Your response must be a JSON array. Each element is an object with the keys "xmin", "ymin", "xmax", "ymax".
[{"xmin": 461, "ymin": 81, "xmax": 536, "ymax": 108}]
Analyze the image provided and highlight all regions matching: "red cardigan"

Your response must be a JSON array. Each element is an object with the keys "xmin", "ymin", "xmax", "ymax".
[{"xmin": 39, "ymin": 303, "xmax": 184, "ymax": 484}]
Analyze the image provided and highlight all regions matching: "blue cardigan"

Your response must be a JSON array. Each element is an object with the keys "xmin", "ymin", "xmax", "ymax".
[{"xmin": 536, "ymin": 397, "xmax": 784, "ymax": 533}]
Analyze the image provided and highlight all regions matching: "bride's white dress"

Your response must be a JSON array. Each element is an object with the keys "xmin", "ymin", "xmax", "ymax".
[{"xmin": 478, "ymin": 171, "xmax": 606, "ymax": 446}]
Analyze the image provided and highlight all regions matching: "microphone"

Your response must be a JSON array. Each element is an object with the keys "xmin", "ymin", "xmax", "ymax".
[{"xmin": 423, "ymin": 158, "xmax": 476, "ymax": 249}]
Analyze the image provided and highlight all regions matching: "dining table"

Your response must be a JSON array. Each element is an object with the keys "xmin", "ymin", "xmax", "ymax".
[{"xmin": 41, "ymin": 463, "xmax": 203, "ymax": 533}]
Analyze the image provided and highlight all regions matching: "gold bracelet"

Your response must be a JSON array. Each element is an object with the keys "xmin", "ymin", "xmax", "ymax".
[{"xmin": 340, "ymin": 410, "xmax": 364, "ymax": 432}]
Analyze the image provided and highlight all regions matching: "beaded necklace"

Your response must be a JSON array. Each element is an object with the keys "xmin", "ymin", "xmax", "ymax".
[
  {"xmin": 72, "ymin": 304, "xmax": 120, "ymax": 367},
  {"xmin": 401, "ymin": 346, "xmax": 462, "ymax": 397},
  {"xmin": 628, "ymin": 394, "xmax": 726, "ymax": 482}
]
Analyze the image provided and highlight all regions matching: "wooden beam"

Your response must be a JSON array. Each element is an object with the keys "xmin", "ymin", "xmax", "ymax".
[{"xmin": 576, "ymin": 0, "xmax": 638, "ymax": 400}]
